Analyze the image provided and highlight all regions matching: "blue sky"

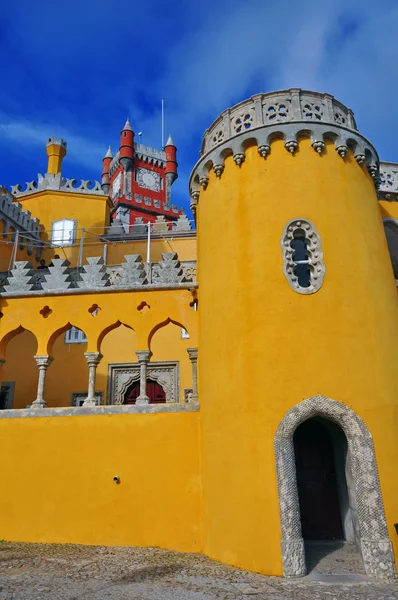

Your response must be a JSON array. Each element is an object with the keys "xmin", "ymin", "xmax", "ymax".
[{"xmin": 1, "ymin": 0, "xmax": 398, "ymax": 215}]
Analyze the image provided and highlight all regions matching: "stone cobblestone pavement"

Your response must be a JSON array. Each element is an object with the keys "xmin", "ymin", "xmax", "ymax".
[{"xmin": 0, "ymin": 541, "xmax": 396, "ymax": 600}]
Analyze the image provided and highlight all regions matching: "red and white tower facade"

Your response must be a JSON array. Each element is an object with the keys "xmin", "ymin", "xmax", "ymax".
[{"xmin": 101, "ymin": 120, "xmax": 182, "ymax": 231}]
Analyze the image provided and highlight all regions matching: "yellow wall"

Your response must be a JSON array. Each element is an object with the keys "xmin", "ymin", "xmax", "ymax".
[
  {"xmin": 0, "ymin": 288, "xmax": 197, "ymax": 407},
  {"xmin": 16, "ymin": 190, "xmax": 111, "ymax": 237},
  {"xmin": 197, "ymin": 138, "xmax": 398, "ymax": 575},
  {"xmin": 0, "ymin": 411, "xmax": 202, "ymax": 550},
  {"xmin": 1, "ymin": 330, "xmax": 38, "ymax": 408},
  {"xmin": 0, "ymin": 220, "xmax": 38, "ymax": 272},
  {"xmin": 12, "ymin": 231, "xmax": 196, "ymax": 271}
]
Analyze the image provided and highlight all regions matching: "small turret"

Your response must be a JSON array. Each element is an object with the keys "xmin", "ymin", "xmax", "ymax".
[
  {"xmin": 165, "ymin": 134, "xmax": 178, "ymax": 190},
  {"xmin": 46, "ymin": 137, "xmax": 67, "ymax": 175},
  {"xmin": 101, "ymin": 146, "xmax": 113, "ymax": 194},
  {"xmin": 119, "ymin": 119, "xmax": 134, "ymax": 171}
]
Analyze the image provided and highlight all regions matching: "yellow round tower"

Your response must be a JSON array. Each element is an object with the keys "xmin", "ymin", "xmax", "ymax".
[{"xmin": 190, "ymin": 89, "xmax": 398, "ymax": 579}]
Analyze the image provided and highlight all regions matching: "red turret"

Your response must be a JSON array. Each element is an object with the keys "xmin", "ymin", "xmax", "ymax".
[
  {"xmin": 119, "ymin": 119, "xmax": 134, "ymax": 170},
  {"xmin": 101, "ymin": 146, "xmax": 113, "ymax": 194},
  {"xmin": 165, "ymin": 134, "xmax": 178, "ymax": 184}
]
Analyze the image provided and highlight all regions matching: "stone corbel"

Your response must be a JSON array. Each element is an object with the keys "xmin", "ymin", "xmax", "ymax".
[
  {"xmin": 258, "ymin": 145, "xmax": 270, "ymax": 158},
  {"xmin": 213, "ymin": 164, "xmax": 224, "ymax": 178},
  {"xmin": 285, "ymin": 140, "xmax": 298, "ymax": 154},
  {"xmin": 312, "ymin": 141, "xmax": 325, "ymax": 154}
]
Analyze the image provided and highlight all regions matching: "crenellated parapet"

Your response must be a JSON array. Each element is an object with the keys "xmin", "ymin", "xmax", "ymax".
[
  {"xmin": 0, "ymin": 253, "xmax": 197, "ymax": 296},
  {"xmin": 11, "ymin": 173, "xmax": 105, "ymax": 198},
  {"xmin": 190, "ymin": 89, "xmax": 380, "ymax": 211},
  {"xmin": 109, "ymin": 143, "xmax": 167, "ymax": 177},
  {"xmin": 0, "ymin": 186, "xmax": 43, "ymax": 254}
]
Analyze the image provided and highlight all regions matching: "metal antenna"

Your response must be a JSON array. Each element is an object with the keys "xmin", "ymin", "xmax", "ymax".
[{"xmin": 161, "ymin": 99, "xmax": 164, "ymax": 148}]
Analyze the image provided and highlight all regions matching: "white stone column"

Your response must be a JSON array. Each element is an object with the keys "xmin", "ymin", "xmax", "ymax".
[
  {"xmin": 187, "ymin": 348, "xmax": 199, "ymax": 402},
  {"xmin": 135, "ymin": 350, "xmax": 151, "ymax": 406},
  {"xmin": 83, "ymin": 352, "xmax": 103, "ymax": 406},
  {"xmin": 31, "ymin": 355, "xmax": 53, "ymax": 408}
]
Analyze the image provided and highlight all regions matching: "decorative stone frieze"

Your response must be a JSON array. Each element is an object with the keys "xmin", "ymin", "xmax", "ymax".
[
  {"xmin": 189, "ymin": 89, "xmax": 380, "ymax": 201},
  {"xmin": 281, "ymin": 219, "xmax": 325, "ymax": 295},
  {"xmin": 274, "ymin": 394, "xmax": 397, "ymax": 580},
  {"xmin": 41, "ymin": 259, "xmax": 72, "ymax": 291},
  {"xmin": 152, "ymin": 252, "xmax": 187, "ymax": 285},
  {"xmin": 113, "ymin": 255, "xmax": 148, "ymax": 287},
  {"xmin": 79, "ymin": 257, "xmax": 109, "ymax": 289},
  {"xmin": 152, "ymin": 215, "xmax": 169, "ymax": 234},
  {"xmin": 4, "ymin": 262, "xmax": 35, "ymax": 293},
  {"xmin": 11, "ymin": 174, "xmax": 105, "ymax": 198},
  {"xmin": 0, "ymin": 254, "xmax": 197, "ymax": 297},
  {"xmin": 174, "ymin": 214, "xmax": 192, "ymax": 232},
  {"xmin": 200, "ymin": 89, "xmax": 358, "ymax": 155}
]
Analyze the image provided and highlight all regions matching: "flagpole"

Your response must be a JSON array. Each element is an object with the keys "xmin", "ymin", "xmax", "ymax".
[{"xmin": 161, "ymin": 98, "xmax": 164, "ymax": 148}]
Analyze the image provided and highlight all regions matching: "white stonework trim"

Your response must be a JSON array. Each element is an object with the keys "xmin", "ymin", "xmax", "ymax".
[
  {"xmin": 0, "ymin": 404, "xmax": 199, "ymax": 418},
  {"xmin": 274, "ymin": 394, "xmax": 396, "ymax": 580}
]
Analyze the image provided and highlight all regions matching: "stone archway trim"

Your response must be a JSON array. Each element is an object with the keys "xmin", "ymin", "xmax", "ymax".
[{"xmin": 274, "ymin": 394, "xmax": 396, "ymax": 580}]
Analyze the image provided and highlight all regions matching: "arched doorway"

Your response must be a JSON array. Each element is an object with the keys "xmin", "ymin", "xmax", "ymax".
[
  {"xmin": 274, "ymin": 395, "xmax": 396, "ymax": 579},
  {"xmin": 123, "ymin": 378, "xmax": 166, "ymax": 404}
]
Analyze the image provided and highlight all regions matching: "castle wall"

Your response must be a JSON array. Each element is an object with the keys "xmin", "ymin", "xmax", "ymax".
[
  {"xmin": 0, "ymin": 409, "xmax": 202, "ymax": 550},
  {"xmin": 197, "ymin": 138, "xmax": 398, "ymax": 576}
]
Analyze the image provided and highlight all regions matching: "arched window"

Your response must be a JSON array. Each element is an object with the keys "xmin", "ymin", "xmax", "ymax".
[
  {"xmin": 123, "ymin": 378, "xmax": 166, "ymax": 404},
  {"xmin": 281, "ymin": 219, "xmax": 325, "ymax": 294},
  {"xmin": 51, "ymin": 219, "xmax": 77, "ymax": 247},
  {"xmin": 383, "ymin": 218, "xmax": 398, "ymax": 280}
]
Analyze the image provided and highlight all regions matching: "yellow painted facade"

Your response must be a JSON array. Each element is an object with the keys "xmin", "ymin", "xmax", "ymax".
[
  {"xmin": 196, "ymin": 139, "xmax": 398, "ymax": 575},
  {"xmin": 0, "ymin": 89, "xmax": 397, "ymax": 580}
]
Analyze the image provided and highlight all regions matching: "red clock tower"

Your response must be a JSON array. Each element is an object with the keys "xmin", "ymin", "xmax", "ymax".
[{"xmin": 101, "ymin": 119, "xmax": 182, "ymax": 232}]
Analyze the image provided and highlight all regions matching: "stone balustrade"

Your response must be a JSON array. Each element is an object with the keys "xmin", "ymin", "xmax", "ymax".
[
  {"xmin": 0, "ymin": 253, "xmax": 197, "ymax": 296},
  {"xmin": 200, "ymin": 89, "xmax": 358, "ymax": 155}
]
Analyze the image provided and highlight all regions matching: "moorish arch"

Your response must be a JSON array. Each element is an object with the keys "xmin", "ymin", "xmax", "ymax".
[{"xmin": 274, "ymin": 394, "xmax": 396, "ymax": 579}]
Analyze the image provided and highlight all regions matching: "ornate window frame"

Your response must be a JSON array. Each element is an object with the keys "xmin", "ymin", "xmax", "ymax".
[
  {"xmin": 281, "ymin": 218, "xmax": 325, "ymax": 294},
  {"xmin": 107, "ymin": 361, "xmax": 180, "ymax": 405}
]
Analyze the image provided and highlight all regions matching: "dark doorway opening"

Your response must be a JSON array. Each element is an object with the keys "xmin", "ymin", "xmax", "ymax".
[
  {"xmin": 123, "ymin": 378, "xmax": 166, "ymax": 404},
  {"xmin": 294, "ymin": 418, "xmax": 344, "ymax": 540},
  {"xmin": 293, "ymin": 417, "xmax": 364, "ymax": 575}
]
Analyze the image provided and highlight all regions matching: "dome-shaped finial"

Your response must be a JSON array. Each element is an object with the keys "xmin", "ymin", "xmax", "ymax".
[
  {"xmin": 166, "ymin": 134, "xmax": 175, "ymax": 147},
  {"xmin": 123, "ymin": 118, "xmax": 133, "ymax": 131}
]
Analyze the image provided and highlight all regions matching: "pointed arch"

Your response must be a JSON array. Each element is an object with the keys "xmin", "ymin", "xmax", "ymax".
[
  {"xmin": 148, "ymin": 317, "xmax": 187, "ymax": 351},
  {"xmin": 46, "ymin": 323, "xmax": 86, "ymax": 355},
  {"xmin": 97, "ymin": 320, "xmax": 135, "ymax": 353},
  {"xmin": 274, "ymin": 394, "xmax": 396, "ymax": 580},
  {"xmin": 0, "ymin": 325, "xmax": 38, "ymax": 358}
]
